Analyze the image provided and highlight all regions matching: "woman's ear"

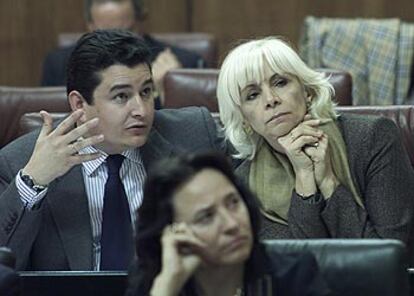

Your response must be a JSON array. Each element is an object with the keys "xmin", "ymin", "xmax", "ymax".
[
  {"xmin": 304, "ymin": 89, "xmax": 313, "ymax": 111},
  {"xmin": 304, "ymin": 87, "xmax": 313, "ymax": 104}
]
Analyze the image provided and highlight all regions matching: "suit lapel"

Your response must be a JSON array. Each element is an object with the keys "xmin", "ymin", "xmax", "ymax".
[
  {"xmin": 47, "ymin": 165, "xmax": 93, "ymax": 270},
  {"xmin": 44, "ymin": 125, "xmax": 175, "ymax": 270},
  {"xmin": 141, "ymin": 128, "xmax": 175, "ymax": 169}
]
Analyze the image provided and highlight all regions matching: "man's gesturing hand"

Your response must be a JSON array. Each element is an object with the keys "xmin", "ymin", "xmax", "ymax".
[{"xmin": 22, "ymin": 110, "xmax": 104, "ymax": 186}]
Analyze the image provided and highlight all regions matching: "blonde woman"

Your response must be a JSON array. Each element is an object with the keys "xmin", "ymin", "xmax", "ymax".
[{"xmin": 217, "ymin": 37, "xmax": 414, "ymax": 263}]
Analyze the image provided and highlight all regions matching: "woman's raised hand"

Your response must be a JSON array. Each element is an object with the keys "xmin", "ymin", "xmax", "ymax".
[
  {"xmin": 304, "ymin": 132, "xmax": 339, "ymax": 198},
  {"xmin": 278, "ymin": 118, "xmax": 322, "ymax": 172},
  {"xmin": 278, "ymin": 115, "xmax": 323, "ymax": 196},
  {"xmin": 150, "ymin": 223, "xmax": 206, "ymax": 296},
  {"xmin": 278, "ymin": 117, "xmax": 322, "ymax": 196}
]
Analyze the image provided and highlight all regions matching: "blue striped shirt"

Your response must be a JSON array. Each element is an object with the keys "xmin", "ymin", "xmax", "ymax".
[{"xmin": 16, "ymin": 146, "xmax": 146, "ymax": 270}]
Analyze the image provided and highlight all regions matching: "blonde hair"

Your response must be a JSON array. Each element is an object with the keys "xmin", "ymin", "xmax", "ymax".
[{"xmin": 217, "ymin": 37, "xmax": 337, "ymax": 159}]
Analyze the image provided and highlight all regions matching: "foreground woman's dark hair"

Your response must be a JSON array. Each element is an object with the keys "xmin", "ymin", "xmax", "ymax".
[{"xmin": 127, "ymin": 152, "xmax": 262, "ymax": 295}]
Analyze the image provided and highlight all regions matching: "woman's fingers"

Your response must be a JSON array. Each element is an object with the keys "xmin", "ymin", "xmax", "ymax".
[
  {"xmin": 302, "ymin": 114, "xmax": 332, "ymax": 125},
  {"xmin": 287, "ymin": 117, "xmax": 333, "ymax": 147},
  {"xmin": 290, "ymin": 135, "xmax": 320, "ymax": 151},
  {"xmin": 289, "ymin": 116, "xmax": 330, "ymax": 140},
  {"xmin": 301, "ymin": 118, "xmax": 321, "ymax": 127},
  {"xmin": 158, "ymin": 224, "xmax": 203, "ymax": 291},
  {"xmin": 172, "ymin": 234, "xmax": 207, "ymax": 256},
  {"xmin": 304, "ymin": 134, "xmax": 328, "ymax": 162},
  {"xmin": 290, "ymin": 125, "xmax": 323, "ymax": 142},
  {"xmin": 161, "ymin": 223, "xmax": 211, "ymax": 268},
  {"xmin": 163, "ymin": 224, "xmax": 204, "ymax": 263},
  {"xmin": 163, "ymin": 223, "xmax": 207, "ymax": 253}
]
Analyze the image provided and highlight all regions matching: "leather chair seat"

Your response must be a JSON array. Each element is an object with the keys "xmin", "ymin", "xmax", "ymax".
[
  {"xmin": 0, "ymin": 86, "xmax": 69, "ymax": 148},
  {"xmin": 263, "ymin": 239, "xmax": 409, "ymax": 296}
]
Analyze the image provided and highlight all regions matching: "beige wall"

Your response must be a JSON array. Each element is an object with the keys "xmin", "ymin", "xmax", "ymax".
[{"xmin": 1, "ymin": 0, "xmax": 414, "ymax": 86}]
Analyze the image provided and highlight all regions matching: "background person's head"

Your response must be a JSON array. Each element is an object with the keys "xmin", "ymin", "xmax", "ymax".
[
  {"xmin": 84, "ymin": 0, "xmax": 146, "ymax": 31},
  {"xmin": 67, "ymin": 29, "xmax": 155, "ymax": 154},
  {"xmin": 134, "ymin": 152, "xmax": 261, "ymax": 291},
  {"xmin": 217, "ymin": 37, "xmax": 337, "ymax": 159}
]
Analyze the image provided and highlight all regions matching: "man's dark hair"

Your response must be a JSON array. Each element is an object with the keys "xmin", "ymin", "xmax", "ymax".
[
  {"xmin": 84, "ymin": 0, "xmax": 146, "ymax": 23},
  {"xmin": 66, "ymin": 29, "xmax": 152, "ymax": 104},
  {"xmin": 126, "ymin": 152, "xmax": 262, "ymax": 295}
]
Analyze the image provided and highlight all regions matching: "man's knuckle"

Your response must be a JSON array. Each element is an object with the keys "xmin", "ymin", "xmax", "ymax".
[{"xmin": 50, "ymin": 141, "xmax": 59, "ymax": 149}]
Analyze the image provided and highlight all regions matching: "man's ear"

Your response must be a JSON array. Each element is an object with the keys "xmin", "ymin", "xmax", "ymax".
[
  {"xmin": 68, "ymin": 90, "xmax": 86, "ymax": 111},
  {"xmin": 69, "ymin": 91, "xmax": 90, "ymax": 124}
]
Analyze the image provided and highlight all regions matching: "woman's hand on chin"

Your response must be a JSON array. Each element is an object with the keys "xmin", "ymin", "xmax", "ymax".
[
  {"xmin": 304, "ymin": 133, "xmax": 339, "ymax": 198},
  {"xmin": 150, "ymin": 223, "xmax": 205, "ymax": 296},
  {"xmin": 278, "ymin": 118, "xmax": 322, "ymax": 174}
]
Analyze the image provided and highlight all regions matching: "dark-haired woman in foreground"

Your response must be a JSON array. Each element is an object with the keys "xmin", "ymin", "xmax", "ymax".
[{"xmin": 126, "ymin": 153, "xmax": 330, "ymax": 296}]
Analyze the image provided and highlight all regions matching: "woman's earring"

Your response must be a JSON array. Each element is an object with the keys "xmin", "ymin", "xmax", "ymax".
[{"xmin": 242, "ymin": 121, "xmax": 253, "ymax": 136}]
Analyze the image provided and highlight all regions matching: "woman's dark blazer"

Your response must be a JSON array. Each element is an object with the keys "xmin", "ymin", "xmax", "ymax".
[
  {"xmin": 125, "ymin": 244, "xmax": 331, "ymax": 296},
  {"xmin": 236, "ymin": 113, "xmax": 414, "ymax": 264}
]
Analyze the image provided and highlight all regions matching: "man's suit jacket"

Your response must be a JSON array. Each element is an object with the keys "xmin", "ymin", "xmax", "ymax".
[
  {"xmin": 0, "ymin": 107, "xmax": 226, "ymax": 271},
  {"xmin": 41, "ymin": 34, "xmax": 204, "ymax": 87}
]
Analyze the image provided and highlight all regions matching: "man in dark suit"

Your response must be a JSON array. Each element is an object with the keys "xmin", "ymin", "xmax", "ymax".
[
  {"xmin": 0, "ymin": 29, "xmax": 225, "ymax": 271},
  {"xmin": 41, "ymin": 0, "xmax": 204, "ymax": 108}
]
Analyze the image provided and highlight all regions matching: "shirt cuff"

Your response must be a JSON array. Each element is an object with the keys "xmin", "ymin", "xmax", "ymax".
[{"xmin": 15, "ymin": 170, "xmax": 48, "ymax": 209}]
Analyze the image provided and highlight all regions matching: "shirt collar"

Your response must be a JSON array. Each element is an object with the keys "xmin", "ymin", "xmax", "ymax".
[{"xmin": 80, "ymin": 146, "xmax": 143, "ymax": 176}]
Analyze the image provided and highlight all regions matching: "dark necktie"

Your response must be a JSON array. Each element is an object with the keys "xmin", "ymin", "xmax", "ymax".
[{"xmin": 100, "ymin": 154, "xmax": 133, "ymax": 270}]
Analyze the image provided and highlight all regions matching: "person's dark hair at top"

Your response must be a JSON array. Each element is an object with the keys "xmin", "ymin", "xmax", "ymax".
[
  {"xmin": 127, "ymin": 152, "xmax": 262, "ymax": 295},
  {"xmin": 66, "ymin": 29, "xmax": 152, "ymax": 104},
  {"xmin": 84, "ymin": 0, "xmax": 146, "ymax": 22}
]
